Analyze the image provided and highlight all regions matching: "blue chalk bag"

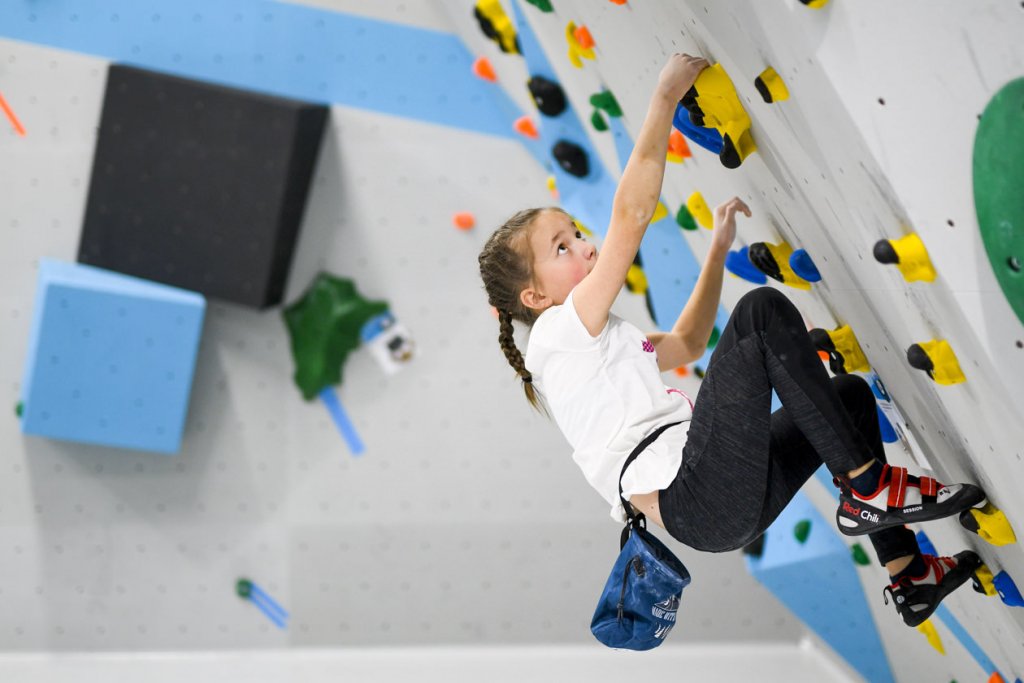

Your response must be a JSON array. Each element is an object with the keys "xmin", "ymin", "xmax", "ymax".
[{"xmin": 591, "ymin": 422, "xmax": 691, "ymax": 651}]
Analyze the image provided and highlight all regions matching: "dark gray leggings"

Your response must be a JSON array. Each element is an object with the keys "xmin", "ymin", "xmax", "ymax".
[{"xmin": 658, "ymin": 287, "xmax": 918, "ymax": 566}]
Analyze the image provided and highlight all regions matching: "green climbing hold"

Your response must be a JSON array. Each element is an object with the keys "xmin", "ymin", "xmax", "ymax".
[
  {"xmin": 676, "ymin": 205, "xmax": 698, "ymax": 231},
  {"xmin": 590, "ymin": 91, "xmax": 622, "ymax": 117},
  {"xmin": 283, "ymin": 273, "xmax": 389, "ymax": 400},
  {"xmin": 525, "ymin": 0, "xmax": 554, "ymax": 11},
  {"xmin": 851, "ymin": 543, "xmax": 870, "ymax": 566},
  {"xmin": 794, "ymin": 519, "xmax": 811, "ymax": 543},
  {"xmin": 590, "ymin": 109, "xmax": 608, "ymax": 132},
  {"xmin": 15, "ymin": 401, "xmax": 23, "ymax": 418},
  {"xmin": 974, "ymin": 77, "xmax": 1024, "ymax": 326},
  {"xmin": 707, "ymin": 326, "xmax": 720, "ymax": 350},
  {"xmin": 236, "ymin": 578, "xmax": 253, "ymax": 599}
]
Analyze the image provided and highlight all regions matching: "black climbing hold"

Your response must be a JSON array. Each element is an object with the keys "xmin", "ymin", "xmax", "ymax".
[
  {"xmin": 873, "ymin": 239, "xmax": 899, "ymax": 265},
  {"xmin": 529, "ymin": 75, "xmax": 567, "ymax": 117},
  {"xmin": 552, "ymin": 140, "xmax": 589, "ymax": 178},
  {"xmin": 810, "ymin": 328, "xmax": 847, "ymax": 375},
  {"xmin": 748, "ymin": 243, "xmax": 783, "ymax": 283},
  {"xmin": 906, "ymin": 344, "xmax": 934, "ymax": 375},
  {"xmin": 720, "ymin": 134, "xmax": 742, "ymax": 169},
  {"xmin": 754, "ymin": 75, "xmax": 772, "ymax": 103}
]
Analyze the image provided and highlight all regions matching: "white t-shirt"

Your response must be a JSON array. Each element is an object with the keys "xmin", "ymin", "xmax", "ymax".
[{"xmin": 524, "ymin": 288, "xmax": 694, "ymax": 522}]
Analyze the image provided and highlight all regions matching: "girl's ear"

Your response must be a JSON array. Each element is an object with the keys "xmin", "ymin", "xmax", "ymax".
[{"xmin": 519, "ymin": 285, "xmax": 549, "ymax": 312}]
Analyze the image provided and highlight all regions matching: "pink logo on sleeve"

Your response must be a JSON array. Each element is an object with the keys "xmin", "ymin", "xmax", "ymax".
[
  {"xmin": 642, "ymin": 338, "xmax": 655, "ymax": 353},
  {"xmin": 667, "ymin": 387, "xmax": 695, "ymax": 410}
]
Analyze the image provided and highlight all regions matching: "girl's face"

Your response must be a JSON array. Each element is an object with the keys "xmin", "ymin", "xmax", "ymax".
[{"xmin": 519, "ymin": 210, "xmax": 597, "ymax": 312}]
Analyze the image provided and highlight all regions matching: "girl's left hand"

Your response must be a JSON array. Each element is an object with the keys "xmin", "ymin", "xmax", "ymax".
[{"xmin": 711, "ymin": 197, "xmax": 751, "ymax": 251}]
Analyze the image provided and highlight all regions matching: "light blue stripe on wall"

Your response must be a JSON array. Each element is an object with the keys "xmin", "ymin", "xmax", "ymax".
[{"xmin": 0, "ymin": 0, "xmax": 521, "ymax": 138}]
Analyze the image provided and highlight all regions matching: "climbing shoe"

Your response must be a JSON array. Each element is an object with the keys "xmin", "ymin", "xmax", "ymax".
[
  {"xmin": 883, "ymin": 551, "xmax": 982, "ymax": 627},
  {"xmin": 835, "ymin": 464, "xmax": 986, "ymax": 536}
]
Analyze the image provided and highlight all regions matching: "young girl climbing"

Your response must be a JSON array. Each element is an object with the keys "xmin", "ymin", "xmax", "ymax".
[{"xmin": 477, "ymin": 53, "xmax": 987, "ymax": 627}]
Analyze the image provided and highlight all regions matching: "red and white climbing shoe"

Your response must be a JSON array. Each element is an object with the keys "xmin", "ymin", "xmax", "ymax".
[
  {"xmin": 883, "ymin": 551, "xmax": 982, "ymax": 627},
  {"xmin": 835, "ymin": 464, "xmax": 986, "ymax": 536}
]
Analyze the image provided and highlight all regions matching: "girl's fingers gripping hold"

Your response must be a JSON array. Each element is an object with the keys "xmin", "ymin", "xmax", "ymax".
[{"xmin": 657, "ymin": 54, "xmax": 710, "ymax": 101}]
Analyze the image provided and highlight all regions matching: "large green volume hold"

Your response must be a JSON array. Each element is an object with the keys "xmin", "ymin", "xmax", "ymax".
[
  {"xmin": 974, "ymin": 77, "xmax": 1024, "ymax": 325},
  {"xmin": 283, "ymin": 273, "xmax": 389, "ymax": 400}
]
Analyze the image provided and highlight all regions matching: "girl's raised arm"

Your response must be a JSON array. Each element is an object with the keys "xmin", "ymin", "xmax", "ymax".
[{"xmin": 573, "ymin": 54, "xmax": 709, "ymax": 337}]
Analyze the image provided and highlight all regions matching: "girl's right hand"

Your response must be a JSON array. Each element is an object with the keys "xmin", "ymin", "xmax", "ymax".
[
  {"xmin": 656, "ymin": 54, "xmax": 710, "ymax": 101},
  {"xmin": 711, "ymin": 197, "xmax": 751, "ymax": 251}
]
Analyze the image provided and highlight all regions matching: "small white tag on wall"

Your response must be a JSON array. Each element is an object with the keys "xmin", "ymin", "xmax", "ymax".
[{"xmin": 361, "ymin": 312, "xmax": 414, "ymax": 375}]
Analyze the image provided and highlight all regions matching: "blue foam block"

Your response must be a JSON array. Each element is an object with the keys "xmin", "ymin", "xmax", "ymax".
[
  {"xmin": 20, "ymin": 259, "xmax": 205, "ymax": 454},
  {"xmin": 747, "ymin": 491, "xmax": 895, "ymax": 683}
]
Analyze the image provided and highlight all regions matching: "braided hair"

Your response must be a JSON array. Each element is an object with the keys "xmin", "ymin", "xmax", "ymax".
[{"xmin": 478, "ymin": 207, "xmax": 567, "ymax": 414}]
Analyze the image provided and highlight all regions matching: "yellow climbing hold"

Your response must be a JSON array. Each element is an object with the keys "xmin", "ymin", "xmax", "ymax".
[
  {"xmin": 474, "ymin": 0, "xmax": 518, "ymax": 54},
  {"xmin": 906, "ymin": 339, "xmax": 965, "ymax": 385},
  {"xmin": 755, "ymin": 66, "xmax": 790, "ymax": 103},
  {"xmin": 748, "ymin": 241, "xmax": 813, "ymax": 291},
  {"xmin": 625, "ymin": 263, "xmax": 648, "ymax": 294},
  {"xmin": 973, "ymin": 564, "xmax": 998, "ymax": 596},
  {"xmin": 961, "ymin": 502, "xmax": 1017, "ymax": 546},
  {"xmin": 687, "ymin": 191, "xmax": 713, "ymax": 230},
  {"xmin": 916, "ymin": 619, "xmax": 945, "ymax": 655},
  {"xmin": 873, "ymin": 233, "xmax": 937, "ymax": 283},
  {"xmin": 682, "ymin": 63, "xmax": 756, "ymax": 168},
  {"xmin": 811, "ymin": 325, "xmax": 871, "ymax": 374},
  {"xmin": 565, "ymin": 21, "xmax": 596, "ymax": 68},
  {"xmin": 651, "ymin": 201, "xmax": 669, "ymax": 224}
]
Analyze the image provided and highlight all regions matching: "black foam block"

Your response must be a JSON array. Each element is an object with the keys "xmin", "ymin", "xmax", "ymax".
[{"xmin": 78, "ymin": 64, "xmax": 329, "ymax": 309}]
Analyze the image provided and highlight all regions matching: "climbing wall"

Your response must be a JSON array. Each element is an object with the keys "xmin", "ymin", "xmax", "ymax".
[
  {"xmin": 443, "ymin": 0, "xmax": 1024, "ymax": 680},
  {"xmin": 2, "ymin": 0, "xmax": 1022, "ymax": 680},
  {"xmin": 0, "ymin": 0, "xmax": 805, "ymax": 665}
]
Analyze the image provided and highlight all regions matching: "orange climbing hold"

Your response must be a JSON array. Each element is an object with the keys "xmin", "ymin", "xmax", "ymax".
[
  {"xmin": 453, "ymin": 212, "xmax": 476, "ymax": 231},
  {"xmin": 472, "ymin": 57, "xmax": 497, "ymax": 82},
  {"xmin": 514, "ymin": 116, "xmax": 540, "ymax": 139},
  {"xmin": 674, "ymin": 366, "xmax": 689, "ymax": 378},
  {"xmin": 574, "ymin": 25, "xmax": 595, "ymax": 50},
  {"xmin": 668, "ymin": 129, "xmax": 692, "ymax": 160},
  {"xmin": 565, "ymin": 21, "xmax": 596, "ymax": 68},
  {"xmin": 0, "ymin": 91, "xmax": 26, "ymax": 137},
  {"xmin": 609, "ymin": 0, "xmax": 628, "ymax": 4}
]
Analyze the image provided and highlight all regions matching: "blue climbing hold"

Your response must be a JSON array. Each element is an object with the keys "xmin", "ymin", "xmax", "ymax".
[
  {"xmin": 994, "ymin": 571, "xmax": 1024, "ymax": 607},
  {"xmin": 790, "ymin": 248, "xmax": 822, "ymax": 282},
  {"xmin": 726, "ymin": 246, "xmax": 768, "ymax": 285},
  {"xmin": 915, "ymin": 530, "xmax": 938, "ymax": 557},
  {"xmin": 876, "ymin": 405, "xmax": 898, "ymax": 443},
  {"xmin": 672, "ymin": 103, "xmax": 723, "ymax": 154}
]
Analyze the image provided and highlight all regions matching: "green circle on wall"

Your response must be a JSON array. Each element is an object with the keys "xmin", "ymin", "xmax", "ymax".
[{"xmin": 974, "ymin": 77, "xmax": 1024, "ymax": 325}]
